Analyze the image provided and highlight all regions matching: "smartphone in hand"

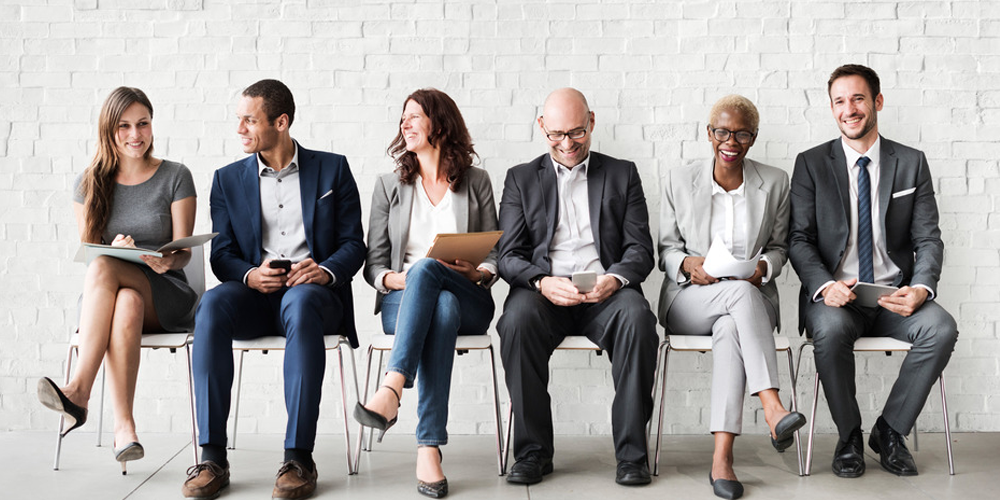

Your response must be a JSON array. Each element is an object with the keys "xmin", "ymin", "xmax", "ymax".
[
  {"xmin": 269, "ymin": 259, "xmax": 292, "ymax": 274},
  {"xmin": 572, "ymin": 271, "xmax": 597, "ymax": 293}
]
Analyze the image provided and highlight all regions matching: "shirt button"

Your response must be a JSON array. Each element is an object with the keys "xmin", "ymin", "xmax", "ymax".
[
  {"xmin": 277, "ymin": 179, "xmax": 282, "ymax": 183},
  {"xmin": 279, "ymin": 204, "xmax": 283, "ymax": 209},
  {"xmin": 281, "ymin": 231, "xmax": 286, "ymax": 236}
]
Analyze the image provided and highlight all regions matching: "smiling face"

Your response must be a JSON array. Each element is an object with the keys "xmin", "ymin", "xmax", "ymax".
[
  {"xmin": 400, "ymin": 99, "xmax": 434, "ymax": 154},
  {"xmin": 830, "ymin": 74, "xmax": 883, "ymax": 145},
  {"xmin": 709, "ymin": 108, "xmax": 755, "ymax": 170},
  {"xmin": 114, "ymin": 102, "xmax": 153, "ymax": 160},
  {"xmin": 236, "ymin": 95, "xmax": 283, "ymax": 155},
  {"xmin": 539, "ymin": 103, "xmax": 594, "ymax": 168}
]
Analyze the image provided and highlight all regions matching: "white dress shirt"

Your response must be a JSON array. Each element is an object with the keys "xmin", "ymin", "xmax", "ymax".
[{"xmin": 548, "ymin": 155, "xmax": 605, "ymax": 277}]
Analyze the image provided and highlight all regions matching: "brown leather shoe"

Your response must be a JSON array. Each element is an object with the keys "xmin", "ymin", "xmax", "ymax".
[
  {"xmin": 272, "ymin": 460, "xmax": 318, "ymax": 500},
  {"xmin": 181, "ymin": 461, "xmax": 230, "ymax": 499}
]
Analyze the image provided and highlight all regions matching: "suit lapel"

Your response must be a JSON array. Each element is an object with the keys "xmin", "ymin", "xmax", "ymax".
[
  {"xmin": 587, "ymin": 154, "xmax": 606, "ymax": 250},
  {"xmin": 877, "ymin": 138, "xmax": 897, "ymax": 236},
  {"xmin": 395, "ymin": 181, "xmax": 414, "ymax": 268},
  {"xmin": 239, "ymin": 155, "xmax": 263, "ymax": 261},
  {"xmin": 298, "ymin": 145, "xmax": 319, "ymax": 252},
  {"xmin": 454, "ymin": 179, "xmax": 469, "ymax": 233},
  {"xmin": 537, "ymin": 156, "xmax": 558, "ymax": 244},
  {"xmin": 744, "ymin": 159, "xmax": 767, "ymax": 256},
  {"xmin": 827, "ymin": 141, "xmax": 851, "ymax": 222},
  {"xmin": 692, "ymin": 159, "xmax": 714, "ymax": 253}
]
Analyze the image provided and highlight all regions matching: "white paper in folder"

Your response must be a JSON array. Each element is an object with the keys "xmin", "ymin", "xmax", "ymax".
[{"xmin": 701, "ymin": 236, "xmax": 762, "ymax": 280}]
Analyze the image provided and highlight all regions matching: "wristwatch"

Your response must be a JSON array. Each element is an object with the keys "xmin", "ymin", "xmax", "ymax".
[
  {"xmin": 475, "ymin": 269, "xmax": 488, "ymax": 288},
  {"xmin": 531, "ymin": 276, "xmax": 545, "ymax": 292}
]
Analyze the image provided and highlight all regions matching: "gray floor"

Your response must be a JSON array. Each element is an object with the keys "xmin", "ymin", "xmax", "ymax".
[{"xmin": 2, "ymin": 431, "xmax": 994, "ymax": 499}]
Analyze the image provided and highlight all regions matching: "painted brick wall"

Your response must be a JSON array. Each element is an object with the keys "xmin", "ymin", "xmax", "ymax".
[{"xmin": 2, "ymin": 0, "xmax": 998, "ymax": 439}]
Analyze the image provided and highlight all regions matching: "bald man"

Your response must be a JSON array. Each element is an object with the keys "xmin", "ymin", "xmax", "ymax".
[{"xmin": 497, "ymin": 88, "xmax": 658, "ymax": 486}]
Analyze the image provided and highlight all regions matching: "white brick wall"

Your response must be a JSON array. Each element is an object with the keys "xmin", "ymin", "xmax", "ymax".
[{"xmin": 2, "ymin": 0, "xmax": 998, "ymax": 439}]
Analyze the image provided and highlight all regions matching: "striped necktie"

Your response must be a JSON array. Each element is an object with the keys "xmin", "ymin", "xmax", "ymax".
[{"xmin": 856, "ymin": 156, "xmax": 874, "ymax": 283}]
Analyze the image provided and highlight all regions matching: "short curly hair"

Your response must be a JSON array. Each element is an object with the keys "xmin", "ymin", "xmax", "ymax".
[{"xmin": 708, "ymin": 94, "xmax": 760, "ymax": 132}]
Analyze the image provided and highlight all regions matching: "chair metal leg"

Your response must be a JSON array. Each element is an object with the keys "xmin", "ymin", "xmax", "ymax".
[
  {"xmin": 342, "ymin": 340, "xmax": 362, "ymax": 475},
  {"xmin": 354, "ymin": 344, "xmax": 375, "ymax": 470},
  {"xmin": 503, "ymin": 399, "xmax": 513, "ymax": 472},
  {"xmin": 940, "ymin": 375, "xmax": 955, "ymax": 475},
  {"xmin": 229, "ymin": 349, "xmax": 246, "ymax": 450},
  {"xmin": 913, "ymin": 418, "xmax": 919, "ymax": 451},
  {"xmin": 54, "ymin": 344, "xmax": 77, "ymax": 470},
  {"xmin": 646, "ymin": 340, "xmax": 666, "ymax": 473},
  {"xmin": 487, "ymin": 345, "xmax": 505, "ymax": 476},
  {"xmin": 336, "ymin": 345, "xmax": 355, "ymax": 475},
  {"xmin": 805, "ymin": 371, "xmax": 820, "ymax": 475},
  {"xmin": 185, "ymin": 343, "xmax": 199, "ymax": 465},
  {"xmin": 653, "ymin": 343, "xmax": 671, "ymax": 476},
  {"xmin": 785, "ymin": 348, "xmax": 804, "ymax": 476}
]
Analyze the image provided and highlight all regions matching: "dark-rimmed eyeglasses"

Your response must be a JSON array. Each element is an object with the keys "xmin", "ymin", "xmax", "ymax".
[
  {"xmin": 542, "ymin": 125, "xmax": 589, "ymax": 142},
  {"xmin": 709, "ymin": 127, "xmax": 756, "ymax": 144}
]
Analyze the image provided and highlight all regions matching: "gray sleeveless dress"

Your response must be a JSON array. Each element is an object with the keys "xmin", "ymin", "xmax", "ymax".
[{"xmin": 74, "ymin": 160, "xmax": 198, "ymax": 332}]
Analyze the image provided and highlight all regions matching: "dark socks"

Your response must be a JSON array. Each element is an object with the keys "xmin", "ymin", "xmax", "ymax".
[
  {"xmin": 284, "ymin": 448, "xmax": 315, "ymax": 471},
  {"xmin": 201, "ymin": 444, "xmax": 228, "ymax": 468}
]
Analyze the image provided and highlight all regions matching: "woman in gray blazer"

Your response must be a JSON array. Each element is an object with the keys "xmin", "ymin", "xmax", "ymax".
[
  {"xmin": 355, "ymin": 88, "xmax": 498, "ymax": 498},
  {"xmin": 658, "ymin": 95, "xmax": 805, "ymax": 499}
]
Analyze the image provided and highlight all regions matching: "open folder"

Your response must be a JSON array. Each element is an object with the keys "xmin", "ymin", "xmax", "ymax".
[
  {"xmin": 701, "ymin": 236, "xmax": 762, "ymax": 280},
  {"xmin": 74, "ymin": 233, "xmax": 218, "ymax": 266},
  {"xmin": 425, "ymin": 231, "xmax": 503, "ymax": 266}
]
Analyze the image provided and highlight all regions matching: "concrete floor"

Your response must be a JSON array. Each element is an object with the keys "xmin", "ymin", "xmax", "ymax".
[{"xmin": 1, "ymin": 431, "xmax": 993, "ymax": 499}]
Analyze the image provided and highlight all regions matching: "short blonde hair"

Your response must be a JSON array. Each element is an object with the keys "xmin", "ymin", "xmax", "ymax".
[{"xmin": 709, "ymin": 94, "xmax": 760, "ymax": 132}]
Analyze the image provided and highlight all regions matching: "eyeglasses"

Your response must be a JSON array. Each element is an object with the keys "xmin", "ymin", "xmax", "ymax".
[
  {"xmin": 709, "ymin": 127, "xmax": 756, "ymax": 144},
  {"xmin": 542, "ymin": 122, "xmax": 589, "ymax": 142}
]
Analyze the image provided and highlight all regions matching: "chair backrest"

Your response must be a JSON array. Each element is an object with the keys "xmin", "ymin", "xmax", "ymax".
[{"xmin": 185, "ymin": 245, "xmax": 207, "ymax": 299}]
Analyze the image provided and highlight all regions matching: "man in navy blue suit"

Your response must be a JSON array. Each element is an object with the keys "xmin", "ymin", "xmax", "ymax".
[{"xmin": 182, "ymin": 80, "xmax": 365, "ymax": 500}]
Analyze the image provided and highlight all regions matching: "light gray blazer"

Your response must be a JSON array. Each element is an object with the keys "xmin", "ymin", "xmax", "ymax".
[
  {"xmin": 364, "ymin": 167, "xmax": 499, "ymax": 314},
  {"xmin": 657, "ymin": 157, "xmax": 790, "ymax": 328}
]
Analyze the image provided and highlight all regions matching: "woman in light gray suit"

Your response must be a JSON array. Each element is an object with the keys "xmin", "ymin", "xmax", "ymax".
[
  {"xmin": 355, "ymin": 88, "xmax": 498, "ymax": 499},
  {"xmin": 658, "ymin": 95, "xmax": 805, "ymax": 499}
]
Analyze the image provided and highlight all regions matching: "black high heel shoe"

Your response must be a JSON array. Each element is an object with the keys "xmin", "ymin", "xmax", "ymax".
[
  {"xmin": 353, "ymin": 385, "xmax": 400, "ymax": 443},
  {"xmin": 770, "ymin": 411, "xmax": 806, "ymax": 452},
  {"xmin": 37, "ymin": 377, "xmax": 88, "ymax": 437},
  {"xmin": 416, "ymin": 446, "xmax": 448, "ymax": 499},
  {"xmin": 114, "ymin": 441, "xmax": 144, "ymax": 475}
]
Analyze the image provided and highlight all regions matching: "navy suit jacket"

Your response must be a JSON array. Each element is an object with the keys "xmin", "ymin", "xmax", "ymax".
[
  {"xmin": 788, "ymin": 136, "xmax": 944, "ymax": 334},
  {"xmin": 497, "ymin": 151, "xmax": 655, "ymax": 291},
  {"xmin": 208, "ymin": 143, "xmax": 366, "ymax": 347}
]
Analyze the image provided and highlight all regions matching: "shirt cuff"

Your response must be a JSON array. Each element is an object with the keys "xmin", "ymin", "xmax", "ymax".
[
  {"xmin": 318, "ymin": 265, "xmax": 337, "ymax": 287},
  {"xmin": 374, "ymin": 270, "xmax": 391, "ymax": 294},
  {"xmin": 760, "ymin": 255, "xmax": 773, "ymax": 285},
  {"xmin": 477, "ymin": 263, "xmax": 499, "ymax": 289},
  {"xmin": 913, "ymin": 283, "xmax": 936, "ymax": 300},
  {"xmin": 243, "ymin": 267, "xmax": 257, "ymax": 285},
  {"xmin": 812, "ymin": 280, "xmax": 836, "ymax": 302},
  {"xmin": 607, "ymin": 273, "xmax": 629, "ymax": 288}
]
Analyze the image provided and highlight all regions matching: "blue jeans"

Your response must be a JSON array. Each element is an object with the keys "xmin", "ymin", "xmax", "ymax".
[{"xmin": 380, "ymin": 258, "xmax": 495, "ymax": 445}]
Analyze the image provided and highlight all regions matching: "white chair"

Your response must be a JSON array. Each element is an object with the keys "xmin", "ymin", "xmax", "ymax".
[
  {"xmin": 355, "ymin": 334, "xmax": 505, "ymax": 476},
  {"xmin": 651, "ymin": 334, "xmax": 804, "ymax": 476},
  {"xmin": 228, "ymin": 334, "xmax": 360, "ymax": 475},
  {"xmin": 54, "ymin": 246, "xmax": 205, "ymax": 471},
  {"xmin": 795, "ymin": 336, "xmax": 955, "ymax": 475}
]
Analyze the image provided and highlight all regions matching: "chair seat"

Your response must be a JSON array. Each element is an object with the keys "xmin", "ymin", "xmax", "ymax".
[
  {"xmin": 231, "ymin": 335, "xmax": 348, "ymax": 350},
  {"xmin": 555, "ymin": 336, "xmax": 601, "ymax": 350},
  {"xmin": 69, "ymin": 332, "xmax": 193, "ymax": 349},
  {"xmin": 666, "ymin": 334, "xmax": 791, "ymax": 351},
  {"xmin": 852, "ymin": 336, "xmax": 913, "ymax": 351},
  {"xmin": 368, "ymin": 334, "xmax": 494, "ymax": 351}
]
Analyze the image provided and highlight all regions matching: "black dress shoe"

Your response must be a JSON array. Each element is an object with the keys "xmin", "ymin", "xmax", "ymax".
[
  {"xmin": 37, "ymin": 377, "xmax": 88, "ymax": 437},
  {"xmin": 506, "ymin": 453, "xmax": 553, "ymax": 485},
  {"xmin": 615, "ymin": 460, "xmax": 651, "ymax": 486},
  {"xmin": 770, "ymin": 412, "xmax": 806, "ymax": 452},
  {"xmin": 709, "ymin": 472, "xmax": 744, "ymax": 499},
  {"xmin": 832, "ymin": 428, "xmax": 866, "ymax": 478},
  {"xmin": 869, "ymin": 416, "xmax": 918, "ymax": 476}
]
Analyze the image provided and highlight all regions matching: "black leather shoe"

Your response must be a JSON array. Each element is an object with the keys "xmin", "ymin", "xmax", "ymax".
[
  {"xmin": 615, "ymin": 460, "xmax": 651, "ymax": 486},
  {"xmin": 506, "ymin": 453, "xmax": 553, "ymax": 485},
  {"xmin": 770, "ymin": 411, "xmax": 806, "ymax": 452},
  {"xmin": 832, "ymin": 428, "xmax": 866, "ymax": 478},
  {"xmin": 869, "ymin": 416, "xmax": 918, "ymax": 476},
  {"xmin": 709, "ymin": 472, "xmax": 744, "ymax": 499},
  {"xmin": 37, "ymin": 377, "xmax": 88, "ymax": 437}
]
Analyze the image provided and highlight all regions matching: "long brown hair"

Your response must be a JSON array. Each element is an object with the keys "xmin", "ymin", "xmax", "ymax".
[
  {"xmin": 78, "ymin": 87, "xmax": 154, "ymax": 243},
  {"xmin": 387, "ymin": 88, "xmax": 478, "ymax": 190}
]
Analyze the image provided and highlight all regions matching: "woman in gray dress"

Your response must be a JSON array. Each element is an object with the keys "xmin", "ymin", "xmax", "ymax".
[{"xmin": 37, "ymin": 87, "xmax": 198, "ymax": 472}]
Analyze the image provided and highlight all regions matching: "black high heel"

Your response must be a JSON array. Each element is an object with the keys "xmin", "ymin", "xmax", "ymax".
[
  {"xmin": 353, "ymin": 385, "xmax": 400, "ymax": 443},
  {"xmin": 770, "ymin": 411, "xmax": 806, "ymax": 452},
  {"xmin": 37, "ymin": 377, "xmax": 88, "ymax": 437},
  {"xmin": 113, "ymin": 441, "xmax": 144, "ymax": 475},
  {"xmin": 417, "ymin": 446, "xmax": 448, "ymax": 499}
]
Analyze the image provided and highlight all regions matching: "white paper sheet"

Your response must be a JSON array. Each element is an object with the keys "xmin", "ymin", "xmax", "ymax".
[{"xmin": 701, "ymin": 236, "xmax": 762, "ymax": 280}]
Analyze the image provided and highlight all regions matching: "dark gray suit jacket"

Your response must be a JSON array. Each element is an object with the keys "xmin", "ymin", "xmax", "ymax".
[
  {"xmin": 364, "ymin": 167, "xmax": 498, "ymax": 314},
  {"xmin": 788, "ymin": 136, "xmax": 944, "ymax": 334},
  {"xmin": 497, "ymin": 152, "xmax": 654, "ymax": 291}
]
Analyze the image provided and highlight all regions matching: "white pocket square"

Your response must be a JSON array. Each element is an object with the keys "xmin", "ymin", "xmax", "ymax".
[
  {"xmin": 319, "ymin": 189, "xmax": 334, "ymax": 200},
  {"xmin": 892, "ymin": 187, "xmax": 916, "ymax": 198}
]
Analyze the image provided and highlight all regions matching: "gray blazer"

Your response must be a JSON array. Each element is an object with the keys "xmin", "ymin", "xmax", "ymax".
[
  {"xmin": 364, "ymin": 167, "xmax": 499, "ymax": 314},
  {"xmin": 657, "ymin": 158, "xmax": 790, "ymax": 328},
  {"xmin": 788, "ymin": 136, "xmax": 944, "ymax": 334}
]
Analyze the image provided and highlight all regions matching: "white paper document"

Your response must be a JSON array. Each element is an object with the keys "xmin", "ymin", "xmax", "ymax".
[
  {"xmin": 74, "ymin": 233, "xmax": 218, "ymax": 266},
  {"xmin": 701, "ymin": 236, "xmax": 762, "ymax": 280}
]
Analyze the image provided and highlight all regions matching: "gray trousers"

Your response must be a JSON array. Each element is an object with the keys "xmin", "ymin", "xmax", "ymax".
[
  {"xmin": 666, "ymin": 280, "xmax": 779, "ymax": 435},
  {"xmin": 805, "ymin": 299, "xmax": 957, "ymax": 441}
]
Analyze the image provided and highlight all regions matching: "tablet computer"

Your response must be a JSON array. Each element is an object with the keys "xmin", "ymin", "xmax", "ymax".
[
  {"xmin": 851, "ymin": 282, "xmax": 899, "ymax": 308},
  {"xmin": 425, "ymin": 231, "xmax": 503, "ymax": 266}
]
